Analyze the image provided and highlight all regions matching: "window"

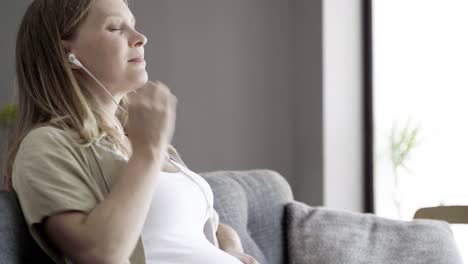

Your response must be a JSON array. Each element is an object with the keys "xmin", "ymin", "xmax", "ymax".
[{"xmin": 371, "ymin": 0, "xmax": 468, "ymax": 260}]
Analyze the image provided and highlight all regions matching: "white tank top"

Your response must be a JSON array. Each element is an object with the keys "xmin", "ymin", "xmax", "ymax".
[{"xmin": 141, "ymin": 159, "xmax": 243, "ymax": 264}]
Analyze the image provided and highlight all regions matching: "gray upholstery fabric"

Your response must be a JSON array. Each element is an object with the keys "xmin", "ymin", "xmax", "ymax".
[
  {"xmin": 0, "ymin": 191, "xmax": 53, "ymax": 264},
  {"xmin": 285, "ymin": 200, "xmax": 464, "ymax": 264},
  {"xmin": 200, "ymin": 169, "xmax": 294, "ymax": 264}
]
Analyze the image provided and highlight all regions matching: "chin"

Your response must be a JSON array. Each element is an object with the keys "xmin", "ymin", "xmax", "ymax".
[{"xmin": 127, "ymin": 71, "xmax": 148, "ymax": 91}]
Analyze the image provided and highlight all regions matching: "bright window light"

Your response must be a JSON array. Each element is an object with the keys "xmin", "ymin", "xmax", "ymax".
[{"xmin": 373, "ymin": 1, "xmax": 468, "ymax": 261}]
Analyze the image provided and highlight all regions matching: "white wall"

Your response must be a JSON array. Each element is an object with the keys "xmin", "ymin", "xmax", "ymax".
[{"xmin": 323, "ymin": 0, "xmax": 365, "ymax": 212}]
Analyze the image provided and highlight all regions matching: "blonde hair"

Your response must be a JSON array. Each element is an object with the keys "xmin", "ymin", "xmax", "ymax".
[{"xmin": 2, "ymin": 0, "xmax": 131, "ymax": 191}]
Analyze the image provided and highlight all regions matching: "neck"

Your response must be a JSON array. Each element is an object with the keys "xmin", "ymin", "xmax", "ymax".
[{"xmin": 78, "ymin": 72, "xmax": 125, "ymax": 116}]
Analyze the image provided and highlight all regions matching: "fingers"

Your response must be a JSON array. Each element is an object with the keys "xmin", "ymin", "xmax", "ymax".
[
  {"xmin": 126, "ymin": 89, "xmax": 139, "ymax": 102},
  {"xmin": 228, "ymin": 251, "xmax": 259, "ymax": 264}
]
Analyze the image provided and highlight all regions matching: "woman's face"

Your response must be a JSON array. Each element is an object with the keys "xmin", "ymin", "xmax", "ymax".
[{"xmin": 63, "ymin": 0, "xmax": 148, "ymax": 97}]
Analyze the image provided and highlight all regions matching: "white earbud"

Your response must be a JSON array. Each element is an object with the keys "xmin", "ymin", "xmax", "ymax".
[{"xmin": 68, "ymin": 53, "xmax": 83, "ymax": 68}]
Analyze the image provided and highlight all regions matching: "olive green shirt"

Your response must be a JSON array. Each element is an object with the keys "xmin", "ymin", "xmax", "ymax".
[{"xmin": 12, "ymin": 125, "xmax": 220, "ymax": 264}]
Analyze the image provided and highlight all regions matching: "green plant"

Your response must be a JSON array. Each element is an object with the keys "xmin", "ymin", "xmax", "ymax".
[
  {"xmin": 389, "ymin": 118, "xmax": 421, "ymax": 219},
  {"xmin": 390, "ymin": 119, "xmax": 420, "ymax": 174},
  {"xmin": 0, "ymin": 103, "xmax": 17, "ymax": 128}
]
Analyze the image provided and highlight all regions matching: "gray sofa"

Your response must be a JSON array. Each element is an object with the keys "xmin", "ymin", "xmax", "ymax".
[
  {"xmin": 0, "ymin": 169, "xmax": 292, "ymax": 264},
  {"xmin": 0, "ymin": 169, "xmax": 464, "ymax": 264}
]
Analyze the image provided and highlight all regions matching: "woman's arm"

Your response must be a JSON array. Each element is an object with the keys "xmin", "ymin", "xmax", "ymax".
[{"xmin": 44, "ymin": 148, "xmax": 166, "ymax": 264}]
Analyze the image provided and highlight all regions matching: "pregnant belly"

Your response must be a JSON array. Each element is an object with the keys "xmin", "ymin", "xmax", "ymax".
[{"xmin": 144, "ymin": 238, "xmax": 244, "ymax": 264}]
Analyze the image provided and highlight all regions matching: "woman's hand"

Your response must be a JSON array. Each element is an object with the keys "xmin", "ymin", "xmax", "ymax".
[
  {"xmin": 127, "ymin": 80, "xmax": 177, "ymax": 156},
  {"xmin": 216, "ymin": 223, "xmax": 259, "ymax": 263},
  {"xmin": 225, "ymin": 249, "xmax": 260, "ymax": 264}
]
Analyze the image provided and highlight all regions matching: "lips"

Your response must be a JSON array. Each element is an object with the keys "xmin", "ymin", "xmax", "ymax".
[
  {"xmin": 129, "ymin": 57, "xmax": 145, "ymax": 63},
  {"xmin": 129, "ymin": 58, "xmax": 145, "ymax": 63}
]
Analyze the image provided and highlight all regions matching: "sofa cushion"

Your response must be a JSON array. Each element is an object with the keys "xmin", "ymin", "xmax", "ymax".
[{"xmin": 285, "ymin": 200, "xmax": 464, "ymax": 264}]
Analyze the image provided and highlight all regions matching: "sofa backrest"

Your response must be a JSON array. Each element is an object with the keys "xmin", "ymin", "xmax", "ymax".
[
  {"xmin": 0, "ymin": 191, "xmax": 53, "ymax": 263},
  {"xmin": 201, "ymin": 169, "xmax": 294, "ymax": 264}
]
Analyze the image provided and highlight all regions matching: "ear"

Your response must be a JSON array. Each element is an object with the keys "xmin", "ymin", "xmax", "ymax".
[{"xmin": 61, "ymin": 40, "xmax": 81, "ymax": 70}]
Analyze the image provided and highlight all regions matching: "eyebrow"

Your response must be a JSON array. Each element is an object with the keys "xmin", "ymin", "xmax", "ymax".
[{"xmin": 106, "ymin": 13, "xmax": 136, "ymax": 24}]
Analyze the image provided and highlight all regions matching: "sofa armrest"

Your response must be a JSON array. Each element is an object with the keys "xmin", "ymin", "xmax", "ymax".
[{"xmin": 414, "ymin": 206, "xmax": 468, "ymax": 224}]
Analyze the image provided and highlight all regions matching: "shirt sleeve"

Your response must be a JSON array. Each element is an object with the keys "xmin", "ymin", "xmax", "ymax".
[{"xmin": 12, "ymin": 126, "xmax": 99, "ymax": 226}]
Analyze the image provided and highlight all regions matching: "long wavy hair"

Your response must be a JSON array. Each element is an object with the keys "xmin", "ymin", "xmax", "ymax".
[{"xmin": 2, "ymin": 0, "xmax": 131, "ymax": 191}]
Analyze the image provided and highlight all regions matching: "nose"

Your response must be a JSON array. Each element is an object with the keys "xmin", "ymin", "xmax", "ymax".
[{"xmin": 130, "ymin": 30, "xmax": 147, "ymax": 47}]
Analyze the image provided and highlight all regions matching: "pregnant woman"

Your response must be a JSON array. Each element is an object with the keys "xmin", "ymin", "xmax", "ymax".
[{"xmin": 3, "ymin": 0, "xmax": 259, "ymax": 263}]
